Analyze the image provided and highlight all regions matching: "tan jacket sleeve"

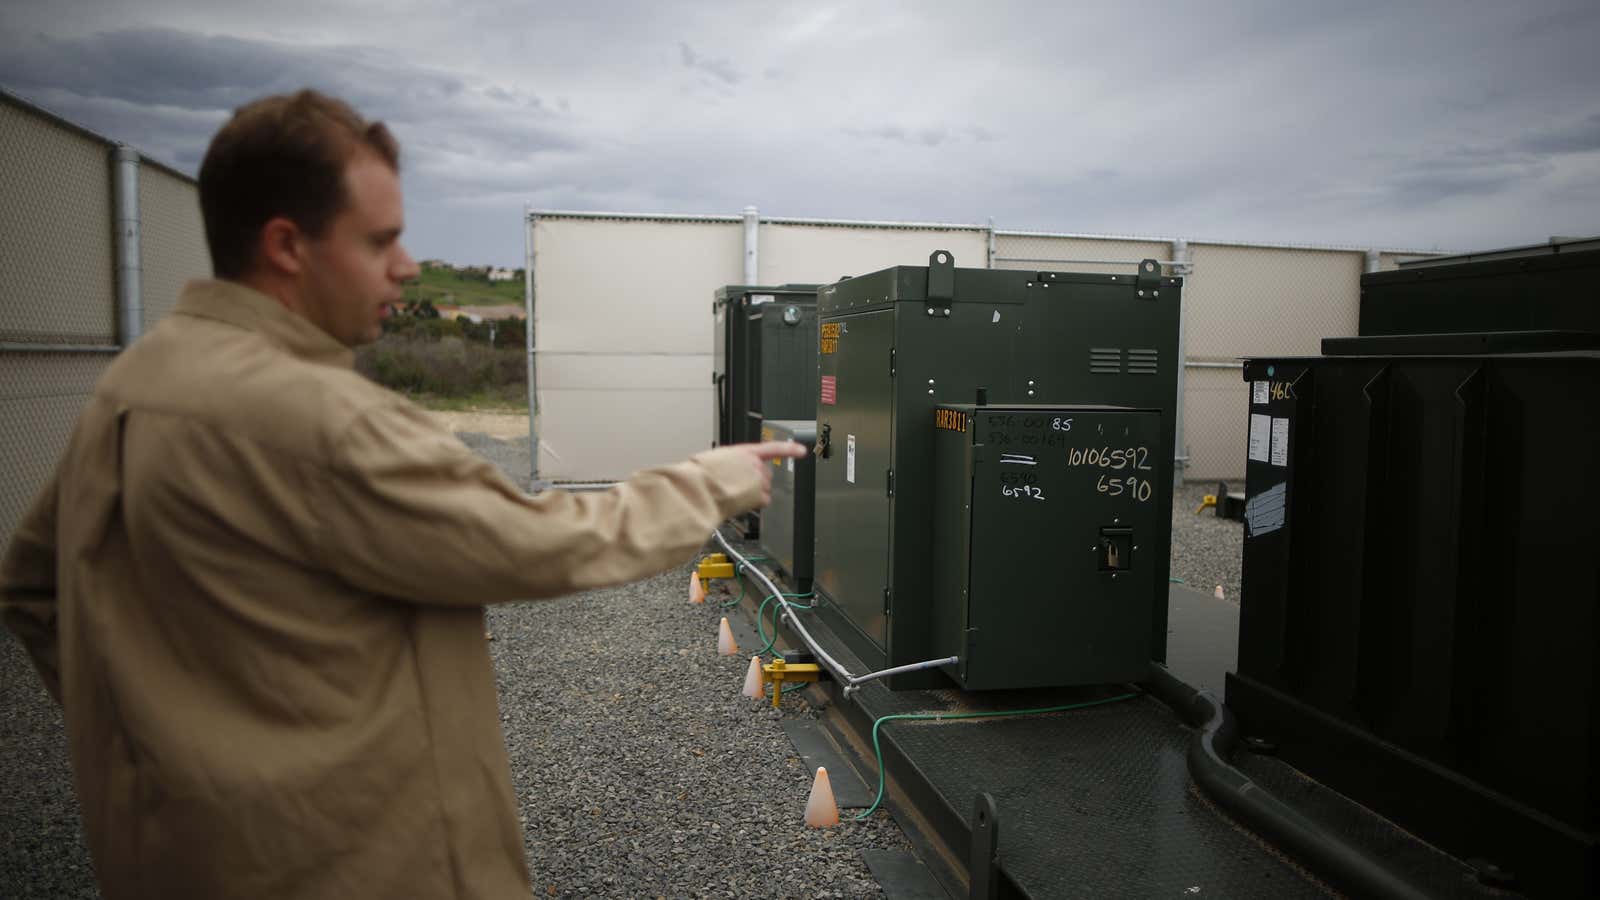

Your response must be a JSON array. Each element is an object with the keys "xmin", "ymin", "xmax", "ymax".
[
  {"xmin": 316, "ymin": 403, "xmax": 764, "ymax": 605},
  {"xmin": 0, "ymin": 468, "xmax": 62, "ymax": 703}
]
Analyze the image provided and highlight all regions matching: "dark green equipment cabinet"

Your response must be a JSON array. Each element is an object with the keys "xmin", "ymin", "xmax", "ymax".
[
  {"xmin": 712, "ymin": 284, "xmax": 819, "ymax": 537},
  {"xmin": 1231, "ymin": 342, "xmax": 1600, "ymax": 900},
  {"xmin": 712, "ymin": 284, "xmax": 821, "ymax": 447},
  {"xmin": 1230, "ymin": 245, "xmax": 1600, "ymax": 898},
  {"xmin": 757, "ymin": 419, "xmax": 816, "ymax": 593},
  {"xmin": 932, "ymin": 404, "xmax": 1163, "ymax": 690},
  {"xmin": 1360, "ymin": 239, "xmax": 1600, "ymax": 337},
  {"xmin": 811, "ymin": 251, "xmax": 1182, "ymax": 689}
]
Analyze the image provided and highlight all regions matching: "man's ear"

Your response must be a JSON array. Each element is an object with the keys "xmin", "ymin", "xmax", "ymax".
[{"xmin": 258, "ymin": 216, "xmax": 306, "ymax": 277}]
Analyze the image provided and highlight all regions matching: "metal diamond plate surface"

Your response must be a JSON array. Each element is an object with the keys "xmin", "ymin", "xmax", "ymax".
[
  {"xmin": 766, "ymin": 574, "xmax": 1331, "ymax": 900},
  {"xmin": 891, "ymin": 700, "xmax": 1332, "ymax": 899}
]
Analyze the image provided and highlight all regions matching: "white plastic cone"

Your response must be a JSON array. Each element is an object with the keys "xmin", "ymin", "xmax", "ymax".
[
  {"xmin": 742, "ymin": 656, "xmax": 765, "ymax": 699},
  {"xmin": 1214, "ymin": 585, "xmax": 1226, "ymax": 601},
  {"xmin": 804, "ymin": 767, "xmax": 840, "ymax": 827},
  {"xmin": 689, "ymin": 572, "xmax": 707, "ymax": 604},
  {"xmin": 717, "ymin": 617, "xmax": 739, "ymax": 656}
]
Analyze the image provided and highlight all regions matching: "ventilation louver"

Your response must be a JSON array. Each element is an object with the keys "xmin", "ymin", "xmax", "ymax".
[
  {"xmin": 1089, "ymin": 348, "xmax": 1122, "ymax": 374},
  {"xmin": 1128, "ymin": 349, "xmax": 1159, "ymax": 375}
]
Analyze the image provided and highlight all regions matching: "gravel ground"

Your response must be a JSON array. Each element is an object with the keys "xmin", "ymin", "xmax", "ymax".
[
  {"xmin": 0, "ymin": 428, "xmax": 1246, "ymax": 898},
  {"xmin": 457, "ymin": 430, "xmax": 533, "ymax": 484},
  {"xmin": 1169, "ymin": 481, "xmax": 1246, "ymax": 604},
  {"xmin": 0, "ymin": 646, "xmax": 98, "ymax": 899},
  {"xmin": 491, "ymin": 570, "xmax": 911, "ymax": 897}
]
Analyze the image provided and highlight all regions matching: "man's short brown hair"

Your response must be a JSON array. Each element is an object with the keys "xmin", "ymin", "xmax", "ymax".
[{"xmin": 199, "ymin": 90, "xmax": 400, "ymax": 279}]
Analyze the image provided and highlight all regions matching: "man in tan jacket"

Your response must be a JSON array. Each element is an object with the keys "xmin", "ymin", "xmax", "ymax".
[{"xmin": 0, "ymin": 90, "xmax": 803, "ymax": 899}]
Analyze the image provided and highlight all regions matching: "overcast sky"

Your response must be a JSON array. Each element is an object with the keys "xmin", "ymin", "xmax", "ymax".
[{"xmin": 3, "ymin": 0, "xmax": 1597, "ymax": 266}]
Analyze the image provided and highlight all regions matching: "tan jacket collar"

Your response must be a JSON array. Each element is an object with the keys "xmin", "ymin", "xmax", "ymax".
[{"xmin": 174, "ymin": 280, "xmax": 356, "ymax": 368}]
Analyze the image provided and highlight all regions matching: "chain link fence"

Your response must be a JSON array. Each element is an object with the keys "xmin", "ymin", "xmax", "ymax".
[
  {"xmin": 991, "ymin": 233, "xmax": 1173, "ymax": 276},
  {"xmin": 1, "ymin": 91, "xmax": 209, "ymax": 549},
  {"xmin": 0, "ymin": 353, "xmax": 114, "ymax": 547},
  {"xmin": 0, "ymin": 98, "xmax": 118, "ymax": 346},
  {"xmin": 140, "ymin": 164, "xmax": 210, "ymax": 328}
]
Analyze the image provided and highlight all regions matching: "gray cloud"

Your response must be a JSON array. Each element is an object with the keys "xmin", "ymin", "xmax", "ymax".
[
  {"xmin": 845, "ymin": 125, "xmax": 1001, "ymax": 148},
  {"xmin": 1366, "ymin": 111, "xmax": 1600, "ymax": 207},
  {"xmin": 1, "ymin": 1, "xmax": 1596, "ymax": 265},
  {"xmin": 847, "ymin": 125, "xmax": 950, "ymax": 147},
  {"xmin": 1386, "ymin": 165, "xmax": 1553, "ymax": 206},
  {"xmin": 678, "ymin": 42, "xmax": 740, "ymax": 86},
  {"xmin": 1520, "ymin": 113, "xmax": 1600, "ymax": 154},
  {"xmin": 0, "ymin": 26, "xmax": 581, "ymax": 178}
]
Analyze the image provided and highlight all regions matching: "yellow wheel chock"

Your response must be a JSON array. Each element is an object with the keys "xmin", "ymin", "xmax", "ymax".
[{"xmin": 763, "ymin": 656, "xmax": 822, "ymax": 708}]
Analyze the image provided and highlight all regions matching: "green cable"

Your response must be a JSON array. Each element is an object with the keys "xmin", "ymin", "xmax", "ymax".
[
  {"xmin": 1168, "ymin": 576, "xmax": 1186, "ymax": 584},
  {"xmin": 851, "ymin": 691, "xmax": 1141, "ymax": 821},
  {"xmin": 757, "ymin": 591, "xmax": 815, "ymax": 655},
  {"xmin": 718, "ymin": 558, "xmax": 769, "ymax": 608}
]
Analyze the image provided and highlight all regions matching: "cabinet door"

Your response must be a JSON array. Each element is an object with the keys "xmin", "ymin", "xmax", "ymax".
[{"xmin": 813, "ymin": 309, "xmax": 895, "ymax": 652}]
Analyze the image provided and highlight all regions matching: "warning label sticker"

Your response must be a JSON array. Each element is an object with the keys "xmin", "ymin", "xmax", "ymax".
[
  {"xmin": 1252, "ymin": 381, "xmax": 1268, "ymax": 405},
  {"xmin": 820, "ymin": 376, "xmax": 837, "ymax": 405},
  {"xmin": 1248, "ymin": 413, "xmax": 1270, "ymax": 463},
  {"xmin": 1270, "ymin": 417, "xmax": 1290, "ymax": 467},
  {"xmin": 820, "ymin": 322, "xmax": 842, "ymax": 354}
]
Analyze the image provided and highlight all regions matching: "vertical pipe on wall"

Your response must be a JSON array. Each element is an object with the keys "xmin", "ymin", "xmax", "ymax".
[
  {"xmin": 1171, "ymin": 238, "xmax": 1192, "ymax": 488},
  {"xmin": 1364, "ymin": 249, "xmax": 1381, "ymax": 274},
  {"xmin": 742, "ymin": 205, "xmax": 759, "ymax": 284},
  {"xmin": 986, "ymin": 217, "xmax": 997, "ymax": 269},
  {"xmin": 524, "ymin": 207, "xmax": 543, "ymax": 491},
  {"xmin": 114, "ymin": 145, "xmax": 142, "ymax": 345}
]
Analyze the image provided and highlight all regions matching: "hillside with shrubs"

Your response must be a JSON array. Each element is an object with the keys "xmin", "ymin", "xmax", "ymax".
[{"xmin": 355, "ymin": 265, "xmax": 528, "ymax": 410}]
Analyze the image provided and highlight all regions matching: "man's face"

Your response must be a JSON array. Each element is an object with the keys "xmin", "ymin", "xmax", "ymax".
[{"xmin": 300, "ymin": 151, "xmax": 418, "ymax": 347}]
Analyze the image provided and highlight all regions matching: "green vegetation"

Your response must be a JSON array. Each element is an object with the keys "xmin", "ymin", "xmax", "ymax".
[
  {"xmin": 402, "ymin": 262, "xmax": 525, "ymax": 307},
  {"xmin": 354, "ymin": 295, "xmax": 527, "ymax": 407},
  {"xmin": 355, "ymin": 332, "xmax": 526, "ymax": 406},
  {"xmin": 354, "ymin": 262, "xmax": 528, "ymax": 408}
]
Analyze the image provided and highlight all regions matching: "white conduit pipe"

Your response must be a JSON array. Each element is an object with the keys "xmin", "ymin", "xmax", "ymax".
[{"xmin": 711, "ymin": 528, "xmax": 958, "ymax": 697}]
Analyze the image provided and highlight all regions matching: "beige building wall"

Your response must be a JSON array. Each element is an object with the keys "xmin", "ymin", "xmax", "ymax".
[
  {"xmin": 760, "ymin": 223, "xmax": 987, "ymax": 284},
  {"xmin": 531, "ymin": 216, "xmax": 742, "ymax": 481},
  {"xmin": 1180, "ymin": 244, "xmax": 1365, "ymax": 480},
  {"xmin": 1184, "ymin": 243, "xmax": 1362, "ymax": 361},
  {"xmin": 532, "ymin": 217, "xmax": 992, "ymax": 481}
]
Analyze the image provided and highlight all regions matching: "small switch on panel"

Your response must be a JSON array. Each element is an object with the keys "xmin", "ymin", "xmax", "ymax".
[{"xmin": 1099, "ymin": 527, "xmax": 1133, "ymax": 571}]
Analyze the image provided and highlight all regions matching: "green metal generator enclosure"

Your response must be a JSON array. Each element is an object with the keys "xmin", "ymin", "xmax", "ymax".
[
  {"xmin": 712, "ymin": 284, "xmax": 819, "ymax": 537},
  {"xmin": 932, "ymin": 404, "xmax": 1164, "ymax": 690},
  {"xmin": 811, "ymin": 251, "xmax": 1182, "ymax": 688},
  {"xmin": 757, "ymin": 419, "xmax": 816, "ymax": 593},
  {"xmin": 712, "ymin": 284, "xmax": 821, "ymax": 447}
]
